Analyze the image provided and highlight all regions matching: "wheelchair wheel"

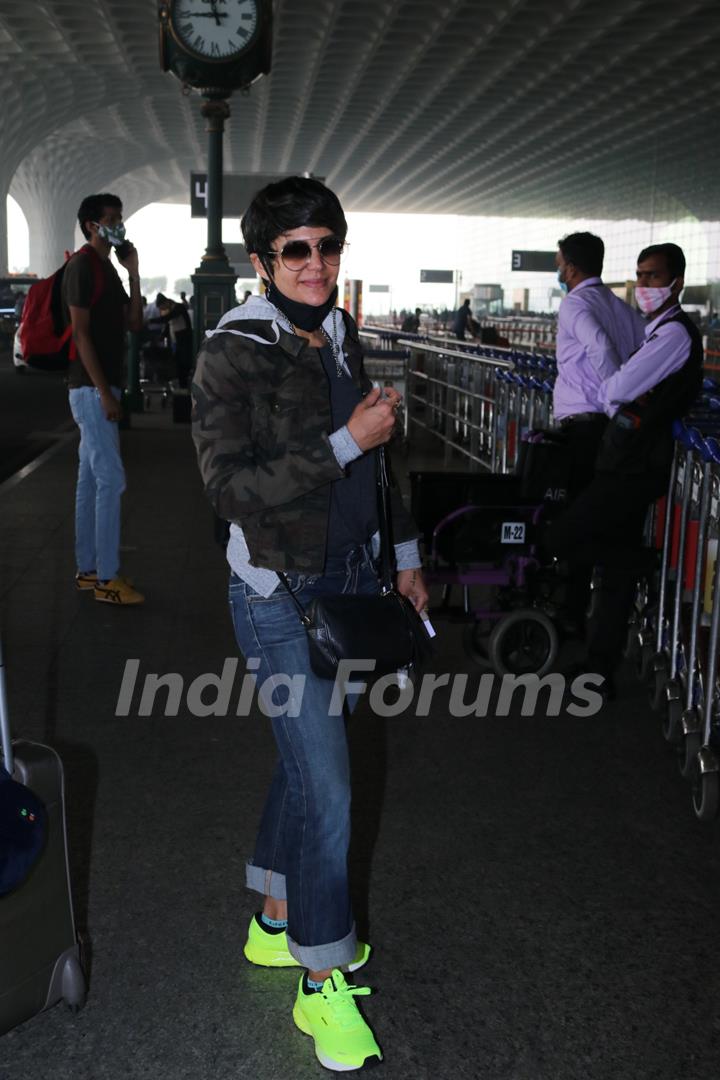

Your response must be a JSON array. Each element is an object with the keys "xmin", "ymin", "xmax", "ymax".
[
  {"xmin": 623, "ymin": 618, "xmax": 640, "ymax": 662},
  {"xmin": 662, "ymin": 694, "xmax": 683, "ymax": 745},
  {"xmin": 649, "ymin": 659, "xmax": 668, "ymax": 712},
  {"xmin": 692, "ymin": 767, "xmax": 720, "ymax": 822},
  {"xmin": 488, "ymin": 609, "xmax": 559, "ymax": 677},
  {"xmin": 679, "ymin": 728, "xmax": 702, "ymax": 780},
  {"xmin": 636, "ymin": 641, "xmax": 654, "ymax": 684}
]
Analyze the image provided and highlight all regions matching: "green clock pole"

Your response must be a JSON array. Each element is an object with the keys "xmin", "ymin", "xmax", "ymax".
[{"xmin": 191, "ymin": 95, "xmax": 238, "ymax": 353}]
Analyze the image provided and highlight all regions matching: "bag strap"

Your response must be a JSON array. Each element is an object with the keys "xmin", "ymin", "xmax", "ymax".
[
  {"xmin": 276, "ymin": 573, "xmax": 311, "ymax": 622},
  {"xmin": 376, "ymin": 446, "xmax": 395, "ymax": 594}
]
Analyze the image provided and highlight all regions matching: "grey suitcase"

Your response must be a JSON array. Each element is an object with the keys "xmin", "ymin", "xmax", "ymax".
[{"xmin": 0, "ymin": 640, "xmax": 86, "ymax": 1035}]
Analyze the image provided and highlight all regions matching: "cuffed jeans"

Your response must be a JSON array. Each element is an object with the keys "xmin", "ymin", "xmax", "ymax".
[
  {"xmin": 68, "ymin": 387, "xmax": 125, "ymax": 582},
  {"xmin": 228, "ymin": 545, "xmax": 379, "ymax": 971}
]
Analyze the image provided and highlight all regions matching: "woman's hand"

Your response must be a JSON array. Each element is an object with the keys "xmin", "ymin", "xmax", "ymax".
[
  {"xmin": 347, "ymin": 387, "xmax": 401, "ymax": 451},
  {"xmin": 396, "ymin": 568, "xmax": 429, "ymax": 613}
]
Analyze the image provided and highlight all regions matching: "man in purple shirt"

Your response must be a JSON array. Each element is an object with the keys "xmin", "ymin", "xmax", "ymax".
[
  {"xmin": 555, "ymin": 232, "xmax": 645, "ymax": 497},
  {"xmin": 553, "ymin": 233, "xmax": 645, "ymax": 636},
  {"xmin": 548, "ymin": 243, "xmax": 703, "ymax": 698}
]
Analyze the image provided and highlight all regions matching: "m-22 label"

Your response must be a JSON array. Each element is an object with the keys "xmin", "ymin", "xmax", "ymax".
[{"xmin": 501, "ymin": 522, "xmax": 526, "ymax": 544}]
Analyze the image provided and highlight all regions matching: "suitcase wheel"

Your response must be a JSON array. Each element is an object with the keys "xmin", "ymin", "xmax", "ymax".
[{"xmin": 62, "ymin": 952, "xmax": 87, "ymax": 1012}]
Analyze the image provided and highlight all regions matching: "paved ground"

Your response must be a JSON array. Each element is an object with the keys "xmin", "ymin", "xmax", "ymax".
[
  {"xmin": 0, "ymin": 357, "xmax": 73, "ymax": 484},
  {"xmin": 1, "ymin": 406, "xmax": 720, "ymax": 1080}
]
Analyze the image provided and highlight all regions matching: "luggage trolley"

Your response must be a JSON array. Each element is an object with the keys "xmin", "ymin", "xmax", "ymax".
[
  {"xmin": 632, "ymin": 437, "xmax": 679, "ymax": 689},
  {"xmin": 672, "ymin": 432, "xmax": 720, "ymax": 781},
  {"xmin": 687, "ymin": 433, "xmax": 720, "ymax": 819},
  {"xmin": 363, "ymin": 346, "xmax": 409, "ymax": 450},
  {"xmin": 648, "ymin": 417, "xmax": 720, "ymax": 729},
  {"xmin": 493, "ymin": 362, "xmax": 556, "ymax": 476},
  {"xmin": 660, "ymin": 425, "xmax": 706, "ymax": 741},
  {"xmin": 648, "ymin": 422, "xmax": 696, "ymax": 716},
  {"xmin": 635, "ymin": 400, "xmax": 720, "ymax": 692}
]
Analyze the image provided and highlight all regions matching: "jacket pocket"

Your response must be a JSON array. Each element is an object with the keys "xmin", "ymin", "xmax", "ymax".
[{"xmin": 250, "ymin": 393, "xmax": 305, "ymax": 455}]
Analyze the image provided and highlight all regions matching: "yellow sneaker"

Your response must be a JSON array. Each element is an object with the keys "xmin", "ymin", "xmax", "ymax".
[
  {"xmin": 243, "ymin": 914, "xmax": 371, "ymax": 971},
  {"xmin": 94, "ymin": 576, "xmax": 145, "ymax": 605},
  {"xmin": 75, "ymin": 570, "xmax": 98, "ymax": 591},
  {"xmin": 293, "ymin": 970, "xmax": 382, "ymax": 1072}
]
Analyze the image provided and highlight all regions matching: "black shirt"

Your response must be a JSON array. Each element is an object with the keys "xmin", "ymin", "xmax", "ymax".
[
  {"xmin": 319, "ymin": 344, "xmax": 378, "ymax": 560},
  {"xmin": 62, "ymin": 249, "xmax": 129, "ymax": 389}
]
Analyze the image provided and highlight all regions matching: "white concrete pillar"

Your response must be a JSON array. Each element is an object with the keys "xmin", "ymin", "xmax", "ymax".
[
  {"xmin": 11, "ymin": 152, "xmax": 79, "ymax": 276},
  {"xmin": 0, "ymin": 193, "xmax": 8, "ymax": 275}
]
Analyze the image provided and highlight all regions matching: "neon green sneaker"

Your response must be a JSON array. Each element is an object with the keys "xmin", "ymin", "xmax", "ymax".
[
  {"xmin": 293, "ymin": 969, "xmax": 382, "ymax": 1072},
  {"xmin": 243, "ymin": 914, "xmax": 371, "ymax": 972}
]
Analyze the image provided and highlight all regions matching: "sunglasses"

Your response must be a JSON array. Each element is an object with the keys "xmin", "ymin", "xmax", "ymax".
[{"xmin": 265, "ymin": 236, "xmax": 347, "ymax": 271}]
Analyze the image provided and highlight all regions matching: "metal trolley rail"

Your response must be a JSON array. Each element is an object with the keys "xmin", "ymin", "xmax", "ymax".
[
  {"xmin": 399, "ymin": 339, "xmax": 557, "ymax": 473},
  {"xmin": 628, "ymin": 395, "xmax": 720, "ymax": 821},
  {"xmin": 362, "ymin": 323, "xmax": 720, "ymax": 820}
]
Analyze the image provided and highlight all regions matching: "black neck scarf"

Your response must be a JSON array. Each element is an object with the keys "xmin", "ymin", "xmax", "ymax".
[{"xmin": 265, "ymin": 280, "xmax": 338, "ymax": 332}]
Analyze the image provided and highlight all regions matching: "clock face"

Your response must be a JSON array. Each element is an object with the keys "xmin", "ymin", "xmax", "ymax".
[{"xmin": 171, "ymin": 0, "xmax": 259, "ymax": 60}]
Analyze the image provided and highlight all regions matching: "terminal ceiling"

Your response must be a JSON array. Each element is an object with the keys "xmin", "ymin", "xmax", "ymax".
[{"xmin": 2, "ymin": 0, "xmax": 720, "ymax": 271}]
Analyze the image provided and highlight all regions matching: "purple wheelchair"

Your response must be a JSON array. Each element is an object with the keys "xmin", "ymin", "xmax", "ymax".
[{"xmin": 410, "ymin": 469, "xmax": 568, "ymax": 677}]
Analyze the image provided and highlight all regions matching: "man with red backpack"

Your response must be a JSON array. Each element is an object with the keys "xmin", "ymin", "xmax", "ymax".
[{"xmin": 63, "ymin": 193, "xmax": 145, "ymax": 605}]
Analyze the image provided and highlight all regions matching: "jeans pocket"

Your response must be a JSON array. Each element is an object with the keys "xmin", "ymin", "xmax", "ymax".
[
  {"xmin": 244, "ymin": 574, "xmax": 307, "ymax": 603},
  {"xmin": 276, "ymin": 573, "xmax": 307, "ymax": 596}
]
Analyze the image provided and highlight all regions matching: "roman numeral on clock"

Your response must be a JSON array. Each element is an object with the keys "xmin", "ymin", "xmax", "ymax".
[
  {"xmin": 210, "ymin": 41, "xmax": 220, "ymax": 56},
  {"xmin": 194, "ymin": 34, "xmax": 205, "ymax": 50}
]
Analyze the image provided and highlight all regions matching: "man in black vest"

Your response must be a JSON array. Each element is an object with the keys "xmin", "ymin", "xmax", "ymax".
[{"xmin": 547, "ymin": 243, "xmax": 702, "ymax": 697}]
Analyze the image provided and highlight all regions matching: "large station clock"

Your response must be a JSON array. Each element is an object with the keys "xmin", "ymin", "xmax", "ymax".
[{"xmin": 159, "ymin": 0, "xmax": 272, "ymax": 92}]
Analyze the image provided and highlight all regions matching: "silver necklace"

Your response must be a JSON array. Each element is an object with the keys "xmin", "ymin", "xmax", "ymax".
[
  {"xmin": 270, "ymin": 303, "xmax": 344, "ymax": 378},
  {"xmin": 319, "ymin": 310, "xmax": 344, "ymax": 378}
]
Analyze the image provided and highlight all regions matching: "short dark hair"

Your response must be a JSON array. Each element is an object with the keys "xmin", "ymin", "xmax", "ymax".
[
  {"xmin": 77, "ymin": 193, "xmax": 123, "ymax": 240},
  {"xmin": 637, "ymin": 242, "xmax": 686, "ymax": 279},
  {"xmin": 558, "ymin": 232, "xmax": 604, "ymax": 277},
  {"xmin": 241, "ymin": 176, "xmax": 347, "ymax": 277}
]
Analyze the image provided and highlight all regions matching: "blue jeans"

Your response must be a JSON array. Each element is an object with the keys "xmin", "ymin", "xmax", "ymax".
[
  {"xmin": 68, "ymin": 387, "xmax": 125, "ymax": 582},
  {"xmin": 228, "ymin": 545, "xmax": 380, "ymax": 971}
]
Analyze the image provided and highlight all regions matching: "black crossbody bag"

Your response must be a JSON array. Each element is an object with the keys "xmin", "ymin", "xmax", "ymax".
[{"xmin": 278, "ymin": 448, "xmax": 430, "ymax": 680}]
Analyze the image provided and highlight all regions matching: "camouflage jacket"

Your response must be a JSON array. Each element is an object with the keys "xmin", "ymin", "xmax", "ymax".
[{"xmin": 191, "ymin": 302, "xmax": 419, "ymax": 573}]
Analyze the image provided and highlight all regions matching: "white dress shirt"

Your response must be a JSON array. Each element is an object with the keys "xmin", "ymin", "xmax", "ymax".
[
  {"xmin": 554, "ymin": 277, "xmax": 646, "ymax": 419},
  {"xmin": 598, "ymin": 304, "xmax": 691, "ymax": 416}
]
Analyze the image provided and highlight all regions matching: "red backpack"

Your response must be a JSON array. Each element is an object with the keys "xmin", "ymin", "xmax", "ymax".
[{"xmin": 18, "ymin": 245, "xmax": 104, "ymax": 371}]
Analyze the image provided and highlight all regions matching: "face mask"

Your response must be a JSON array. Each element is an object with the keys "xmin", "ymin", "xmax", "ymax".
[
  {"xmin": 265, "ymin": 280, "xmax": 338, "ymax": 332},
  {"xmin": 635, "ymin": 280, "xmax": 676, "ymax": 316},
  {"xmin": 95, "ymin": 222, "xmax": 126, "ymax": 248},
  {"xmin": 557, "ymin": 268, "xmax": 569, "ymax": 294}
]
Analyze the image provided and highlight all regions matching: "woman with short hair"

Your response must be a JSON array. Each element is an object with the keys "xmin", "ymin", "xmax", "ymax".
[{"xmin": 192, "ymin": 176, "xmax": 428, "ymax": 1073}]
